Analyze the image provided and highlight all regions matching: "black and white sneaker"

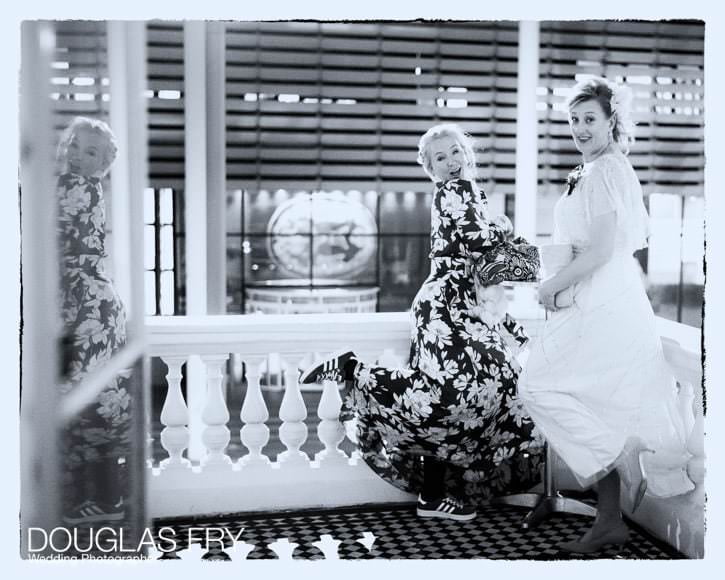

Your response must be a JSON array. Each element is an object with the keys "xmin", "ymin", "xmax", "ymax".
[
  {"xmin": 62, "ymin": 500, "xmax": 125, "ymax": 525},
  {"xmin": 416, "ymin": 496, "xmax": 477, "ymax": 521},
  {"xmin": 299, "ymin": 349, "xmax": 356, "ymax": 385}
]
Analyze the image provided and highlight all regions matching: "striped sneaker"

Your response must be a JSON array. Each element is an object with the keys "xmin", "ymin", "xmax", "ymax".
[
  {"xmin": 299, "ymin": 349, "xmax": 356, "ymax": 385},
  {"xmin": 416, "ymin": 496, "xmax": 477, "ymax": 521},
  {"xmin": 62, "ymin": 500, "xmax": 125, "ymax": 525}
]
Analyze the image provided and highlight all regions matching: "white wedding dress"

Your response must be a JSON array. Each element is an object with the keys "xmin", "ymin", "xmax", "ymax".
[{"xmin": 518, "ymin": 150, "xmax": 694, "ymax": 496}]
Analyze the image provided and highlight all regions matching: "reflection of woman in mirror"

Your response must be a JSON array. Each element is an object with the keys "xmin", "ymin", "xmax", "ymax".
[{"xmin": 56, "ymin": 116, "xmax": 131, "ymax": 525}]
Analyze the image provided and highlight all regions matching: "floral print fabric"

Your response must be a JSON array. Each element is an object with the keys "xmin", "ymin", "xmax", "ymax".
[
  {"xmin": 57, "ymin": 172, "xmax": 132, "ymax": 509},
  {"xmin": 343, "ymin": 179, "xmax": 543, "ymax": 504}
]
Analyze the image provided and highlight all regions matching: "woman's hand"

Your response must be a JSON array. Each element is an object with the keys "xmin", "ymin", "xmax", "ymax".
[
  {"xmin": 491, "ymin": 214, "xmax": 513, "ymax": 237},
  {"xmin": 537, "ymin": 279, "xmax": 559, "ymax": 311},
  {"xmin": 466, "ymin": 305, "xmax": 486, "ymax": 321},
  {"xmin": 465, "ymin": 304, "xmax": 502, "ymax": 326}
]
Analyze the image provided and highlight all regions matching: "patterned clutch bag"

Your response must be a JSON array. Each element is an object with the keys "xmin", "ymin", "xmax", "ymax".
[{"xmin": 472, "ymin": 236, "xmax": 541, "ymax": 288}]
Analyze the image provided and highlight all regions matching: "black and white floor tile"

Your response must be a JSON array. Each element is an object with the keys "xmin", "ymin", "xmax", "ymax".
[{"xmin": 152, "ymin": 502, "xmax": 685, "ymax": 561}]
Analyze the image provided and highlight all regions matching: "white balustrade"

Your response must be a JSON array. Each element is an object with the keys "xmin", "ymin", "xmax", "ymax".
[
  {"xmin": 239, "ymin": 356, "xmax": 271, "ymax": 468},
  {"xmin": 268, "ymin": 538, "xmax": 298, "ymax": 560},
  {"xmin": 159, "ymin": 355, "xmax": 191, "ymax": 470},
  {"xmin": 656, "ymin": 319, "xmax": 704, "ymax": 495},
  {"xmin": 315, "ymin": 379, "xmax": 348, "ymax": 466},
  {"xmin": 277, "ymin": 359, "xmax": 309, "ymax": 466},
  {"xmin": 145, "ymin": 311, "xmax": 703, "ymax": 560},
  {"xmin": 625, "ymin": 318, "xmax": 705, "ymax": 558},
  {"xmin": 312, "ymin": 534, "xmax": 342, "ymax": 559},
  {"xmin": 146, "ymin": 313, "xmax": 414, "ymax": 517},
  {"xmin": 200, "ymin": 353, "xmax": 232, "ymax": 468}
]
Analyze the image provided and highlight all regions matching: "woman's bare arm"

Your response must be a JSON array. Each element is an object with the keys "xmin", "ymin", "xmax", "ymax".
[{"xmin": 542, "ymin": 210, "xmax": 616, "ymax": 295}]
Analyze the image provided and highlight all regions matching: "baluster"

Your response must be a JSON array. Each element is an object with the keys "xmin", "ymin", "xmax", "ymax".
[
  {"xmin": 277, "ymin": 358, "xmax": 309, "ymax": 466},
  {"xmin": 315, "ymin": 378, "xmax": 348, "ymax": 466},
  {"xmin": 677, "ymin": 379, "xmax": 695, "ymax": 435},
  {"xmin": 312, "ymin": 534, "xmax": 341, "ymax": 560},
  {"xmin": 686, "ymin": 380, "xmax": 705, "ymax": 492},
  {"xmin": 268, "ymin": 538, "xmax": 298, "ymax": 560},
  {"xmin": 159, "ymin": 355, "xmax": 191, "ymax": 470},
  {"xmin": 200, "ymin": 353, "xmax": 232, "ymax": 468},
  {"xmin": 239, "ymin": 356, "xmax": 271, "ymax": 467}
]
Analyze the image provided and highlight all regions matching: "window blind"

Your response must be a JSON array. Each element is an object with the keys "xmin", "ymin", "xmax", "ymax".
[
  {"xmin": 51, "ymin": 20, "xmax": 110, "ymax": 134},
  {"xmin": 537, "ymin": 20, "xmax": 704, "ymax": 197},
  {"xmin": 146, "ymin": 21, "xmax": 185, "ymax": 189},
  {"xmin": 50, "ymin": 20, "xmax": 188, "ymax": 187},
  {"xmin": 146, "ymin": 21, "xmax": 186, "ymax": 314},
  {"xmin": 225, "ymin": 21, "xmax": 520, "ymax": 195}
]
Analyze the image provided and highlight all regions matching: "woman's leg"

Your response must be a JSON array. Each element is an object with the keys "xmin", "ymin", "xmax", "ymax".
[
  {"xmin": 420, "ymin": 456, "xmax": 446, "ymax": 502},
  {"xmin": 417, "ymin": 456, "xmax": 477, "ymax": 520},
  {"xmin": 558, "ymin": 469, "xmax": 629, "ymax": 552},
  {"xmin": 595, "ymin": 470, "xmax": 624, "ymax": 527},
  {"xmin": 299, "ymin": 350, "xmax": 359, "ymax": 384},
  {"xmin": 580, "ymin": 448, "xmax": 649, "ymax": 537}
]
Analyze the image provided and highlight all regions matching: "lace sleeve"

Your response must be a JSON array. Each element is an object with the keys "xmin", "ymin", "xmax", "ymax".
[
  {"xmin": 583, "ymin": 155, "xmax": 649, "ymax": 251},
  {"xmin": 583, "ymin": 158, "xmax": 622, "ymax": 220}
]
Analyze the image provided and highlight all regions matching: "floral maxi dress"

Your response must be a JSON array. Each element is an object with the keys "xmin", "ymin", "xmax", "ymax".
[
  {"xmin": 57, "ymin": 172, "xmax": 132, "ymax": 511},
  {"xmin": 343, "ymin": 178, "xmax": 543, "ymax": 504}
]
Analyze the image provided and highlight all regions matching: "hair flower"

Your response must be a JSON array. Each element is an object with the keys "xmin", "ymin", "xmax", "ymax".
[
  {"xmin": 609, "ymin": 82, "xmax": 633, "ymax": 121},
  {"xmin": 608, "ymin": 81, "xmax": 636, "ymax": 150}
]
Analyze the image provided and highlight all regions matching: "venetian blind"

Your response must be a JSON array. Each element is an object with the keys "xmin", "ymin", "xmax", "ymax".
[
  {"xmin": 225, "ymin": 21, "xmax": 520, "ymax": 195},
  {"xmin": 145, "ymin": 21, "xmax": 186, "ymax": 315},
  {"xmin": 537, "ymin": 20, "xmax": 705, "ymax": 197},
  {"xmin": 146, "ymin": 21, "xmax": 185, "ymax": 189},
  {"xmin": 50, "ymin": 20, "xmax": 186, "ymax": 189},
  {"xmin": 51, "ymin": 21, "xmax": 110, "ymax": 136}
]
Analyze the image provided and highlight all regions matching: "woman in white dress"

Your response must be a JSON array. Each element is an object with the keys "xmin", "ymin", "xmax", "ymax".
[{"xmin": 518, "ymin": 77, "xmax": 694, "ymax": 553}]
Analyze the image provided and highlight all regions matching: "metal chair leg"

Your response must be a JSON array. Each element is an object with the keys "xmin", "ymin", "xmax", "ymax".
[
  {"xmin": 493, "ymin": 492, "xmax": 542, "ymax": 509},
  {"xmin": 493, "ymin": 443, "xmax": 597, "ymax": 529}
]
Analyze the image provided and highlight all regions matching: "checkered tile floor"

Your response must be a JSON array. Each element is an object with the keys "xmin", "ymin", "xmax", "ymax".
[{"xmin": 152, "ymin": 502, "xmax": 685, "ymax": 560}]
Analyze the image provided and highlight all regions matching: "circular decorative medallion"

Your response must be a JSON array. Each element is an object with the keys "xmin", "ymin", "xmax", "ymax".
[{"xmin": 267, "ymin": 192, "xmax": 377, "ymax": 280}]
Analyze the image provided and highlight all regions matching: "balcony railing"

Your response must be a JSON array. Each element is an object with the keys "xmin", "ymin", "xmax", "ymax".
[
  {"xmin": 146, "ymin": 310, "xmax": 703, "ymax": 557},
  {"xmin": 146, "ymin": 312, "xmax": 418, "ymax": 519}
]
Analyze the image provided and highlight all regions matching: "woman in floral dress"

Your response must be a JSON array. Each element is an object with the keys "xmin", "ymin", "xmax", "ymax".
[
  {"xmin": 301, "ymin": 124, "xmax": 543, "ymax": 520},
  {"xmin": 56, "ymin": 117, "xmax": 132, "ymax": 524}
]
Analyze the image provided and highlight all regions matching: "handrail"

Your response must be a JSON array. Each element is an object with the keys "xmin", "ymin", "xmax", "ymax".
[
  {"xmin": 146, "ymin": 312, "xmax": 412, "ymax": 356},
  {"xmin": 656, "ymin": 317, "xmax": 702, "ymax": 389},
  {"xmin": 146, "ymin": 312, "xmax": 700, "ymax": 362}
]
